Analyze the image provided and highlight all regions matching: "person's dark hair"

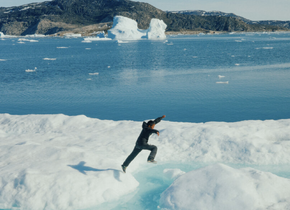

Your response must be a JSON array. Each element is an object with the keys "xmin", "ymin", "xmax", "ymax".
[{"xmin": 147, "ymin": 120, "xmax": 155, "ymax": 126}]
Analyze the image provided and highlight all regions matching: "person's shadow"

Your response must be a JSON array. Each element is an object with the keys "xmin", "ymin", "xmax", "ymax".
[{"xmin": 68, "ymin": 161, "xmax": 122, "ymax": 182}]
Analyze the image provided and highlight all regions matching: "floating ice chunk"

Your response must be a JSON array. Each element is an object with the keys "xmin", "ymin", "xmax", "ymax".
[
  {"xmin": 82, "ymin": 40, "xmax": 92, "ymax": 43},
  {"xmin": 18, "ymin": 38, "xmax": 30, "ymax": 42},
  {"xmin": 117, "ymin": 40, "xmax": 129, "ymax": 43},
  {"xmin": 0, "ymin": 32, "xmax": 4, "ymax": 37},
  {"xmin": 262, "ymin": 47, "xmax": 274, "ymax": 49},
  {"xmin": 0, "ymin": 59, "xmax": 7, "ymax": 61},
  {"xmin": 29, "ymin": 39, "xmax": 39, "ymax": 42},
  {"xmin": 84, "ymin": 37, "xmax": 112, "ymax": 41},
  {"xmin": 25, "ymin": 67, "xmax": 37, "ymax": 72},
  {"xmin": 163, "ymin": 168, "xmax": 186, "ymax": 180},
  {"xmin": 235, "ymin": 40, "xmax": 242, "ymax": 42},
  {"xmin": 160, "ymin": 164, "xmax": 290, "ymax": 210},
  {"xmin": 85, "ymin": 48, "xmax": 91, "ymax": 50},
  {"xmin": 57, "ymin": 47, "xmax": 68, "ymax": 49},
  {"xmin": 218, "ymin": 75, "xmax": 225, "ymax": 79},
  {"xmin": 108, "ymin": 16, "xmax": 167, "ymax": 40},
  {"xmin": 89, "ymin": 73, "xmax": 99, "ymax": 75},
  {"xmin": 235, "ymin": 63, "xmax": 240, "ymax": 66},
  {"xmin": 192, "ymin": 56, "xmax": 198, "ymax": 58},
  {"xmin": 43, "ymin": 58, "xmax": 56, "ymax": 61},
  {"xmin": 216, "ymin": 81, "xmax": 229, "ymax": 84}
]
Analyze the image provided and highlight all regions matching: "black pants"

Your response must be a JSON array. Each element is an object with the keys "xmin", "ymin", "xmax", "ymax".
[{"xmin": 122, "ymin": 144, "xmax": 157, "ymax": 167}]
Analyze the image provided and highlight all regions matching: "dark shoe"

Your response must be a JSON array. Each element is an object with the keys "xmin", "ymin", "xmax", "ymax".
[
  {"xmin": 147, "ymin": 159, "xmax": 157, "ymax": 164},
  {"xmin": 121, "ymin": 165, "xmax": 127, "ymax": 173}
]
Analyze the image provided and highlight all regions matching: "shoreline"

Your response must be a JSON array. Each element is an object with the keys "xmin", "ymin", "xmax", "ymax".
[{"xmin": 1, "ymin": 30, "xmax": 290, "ymax": 38}]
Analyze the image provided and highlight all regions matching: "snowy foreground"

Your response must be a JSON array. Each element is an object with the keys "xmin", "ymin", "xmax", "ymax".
[{"xmin": 1, "ymin": 114, "xmax": 290, "ymax": 210}]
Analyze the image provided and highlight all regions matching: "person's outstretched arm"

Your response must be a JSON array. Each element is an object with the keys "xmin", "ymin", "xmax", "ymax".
[{"xmin": 154, "ymin": 115, "xmax": 166, "ymax": 125}]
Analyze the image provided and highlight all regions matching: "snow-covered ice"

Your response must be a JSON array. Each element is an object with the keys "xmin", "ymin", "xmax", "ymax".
[
  {"xmin": 216, "ymin": 81, "xmax": 229, "ymax": 84},
  {"xmin": 1, "ymin": 114, "xmax": 290, "ymax": 209},
  {"xmin": 160, "ymin": 163, "xmax": 290, "ymax": 210},
  {"xmin": 108, "ymin": 16, "xmax": 167, "ymax": 40},
  {"xmin": 83, "ymin": 37, "xmax": 112, "ymax": 41},
  {"xmin": 25, "ymin": 67, "xmax": 37, "ymax": 72},
  {"xmin": 43, "ymin": 58, "xmax": 56, "ymax": 61},
  {"xmin": 89, "ymin": 72, "xmax": 99, "ymax": 75},
  {"xmin": 163, "ymin": 168, "xmax": 186, "ymax": 180}
]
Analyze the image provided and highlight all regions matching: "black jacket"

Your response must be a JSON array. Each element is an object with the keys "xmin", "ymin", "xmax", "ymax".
[{"xmin": 136, "ymin": 116, "xmax": 163, "ymax": 146}]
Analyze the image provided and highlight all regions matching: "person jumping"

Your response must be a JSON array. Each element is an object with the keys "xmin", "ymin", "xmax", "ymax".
[{"xmin": 121, "ymin": 115, "xmax": 166, "ymax": 173}]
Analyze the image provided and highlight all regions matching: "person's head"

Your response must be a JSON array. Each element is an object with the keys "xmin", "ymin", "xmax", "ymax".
[{"xmin": 147, "ymin": 120, "xmax": 155, "ymax": 129}]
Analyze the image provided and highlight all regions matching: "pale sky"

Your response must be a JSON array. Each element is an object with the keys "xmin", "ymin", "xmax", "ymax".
[{"xmin": 0, "ymin": 0, "xmax": 289, "ymax": 21}]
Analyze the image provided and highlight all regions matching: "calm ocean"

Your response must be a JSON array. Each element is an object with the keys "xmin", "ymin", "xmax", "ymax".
[{"xmin": 1, "ymin": 32, "xmax": 290, "ymax": 123}]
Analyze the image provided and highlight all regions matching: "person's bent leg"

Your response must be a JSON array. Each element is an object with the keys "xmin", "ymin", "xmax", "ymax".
[
  {"xmin": 122, "ymin": 147, "xmax": 142, "ymax": 167},
  {"xmin": 141, "ymin": 144, "xmax": 157, "ymax": 161}
]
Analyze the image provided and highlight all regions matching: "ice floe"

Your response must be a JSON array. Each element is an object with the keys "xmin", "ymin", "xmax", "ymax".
[
  {"xmin": 43, "ymin": 58, "xmax": 56, "ymax": 61},
  {"xmin": 89, "ymin": 72, "xmax": 99, "ymax": 75},
  {"xmin": 83, "ymin": 37, "xmax": 112, "ymax": 41},
  {"xmin": 160, "ymin": 163, "xmax": 290, "ymax": 210},
  {"xmin": 1, "ymin": 114, "xmax": 290, "ymax": 209},
  {"xmin": 25, "ymin": 67, "xmax": 37, "ymax": 72},
  {"xmin": 216, "ymin": 81, "xmax": 229, "ymax": 84}
]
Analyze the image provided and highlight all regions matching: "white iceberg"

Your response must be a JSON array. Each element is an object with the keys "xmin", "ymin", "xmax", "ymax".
[
  {"xmin": 160, "ymin": 163, "xmax": 290, "ymax": 210},
  {"xmin": 147, "ymin": 18, "xmax": 167, "ymax": 40},
  {"xmin": 108, "ymin": 16, "xmax": 167, "ymax": 40},
  {"xmin": 0, "ymin": 32, "xmax": 4, "ymax": 37}
]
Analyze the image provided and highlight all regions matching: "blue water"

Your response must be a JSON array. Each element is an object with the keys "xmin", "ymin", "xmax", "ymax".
[
  {"xmin": 1, "ymin": 33, "xmax": 290, "ymax": 123},
  {"xmin": 1, "ymin": 33, "xmax": 290, "ymax": 209}
]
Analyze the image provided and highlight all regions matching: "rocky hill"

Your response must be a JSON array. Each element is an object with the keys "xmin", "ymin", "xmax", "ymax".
[
  {"xmin": 0, "ymin": 0, "xmax": 288, "ymax": 36},
  {"xmin": 173, "ymin": 10, "xmax": 290, "ymax": 29}
]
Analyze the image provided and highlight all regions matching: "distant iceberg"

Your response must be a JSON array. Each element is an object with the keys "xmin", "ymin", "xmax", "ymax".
[
  {"xmin": 108, "ymin": 16, "xmax": 167, "ymax": 40},
  {"xmin": 0, "ymin": 32, "xmax": 4, "ymax": 37}
]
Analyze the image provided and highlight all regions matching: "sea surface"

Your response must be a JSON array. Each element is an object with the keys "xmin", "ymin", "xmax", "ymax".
[{"xmin": 1, "ymin": 32, "xmax": 290, "ymax": 123}]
